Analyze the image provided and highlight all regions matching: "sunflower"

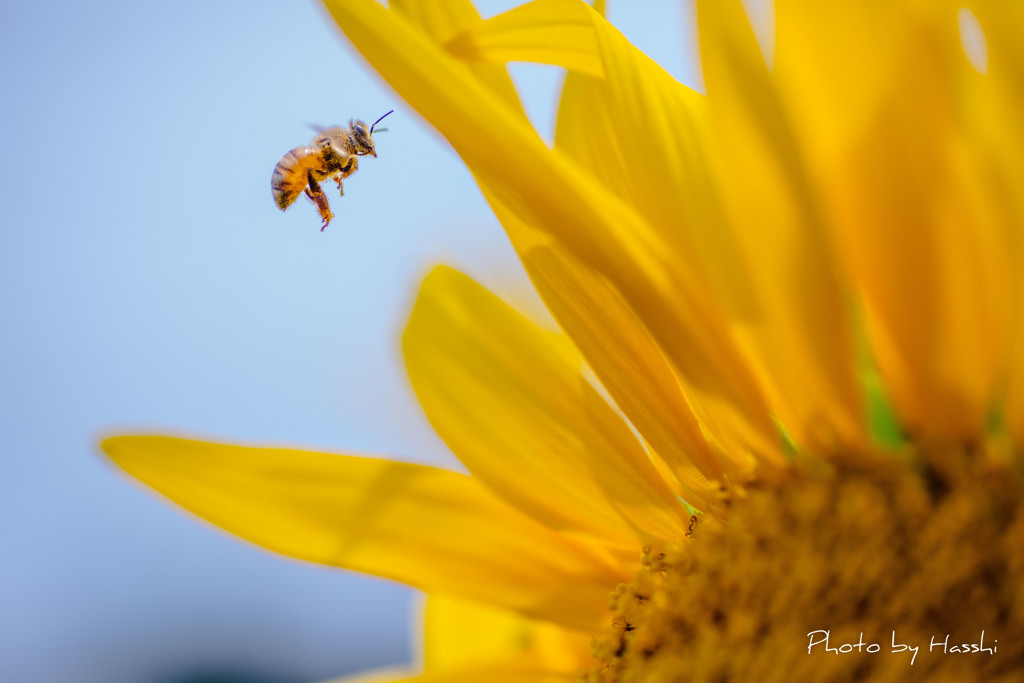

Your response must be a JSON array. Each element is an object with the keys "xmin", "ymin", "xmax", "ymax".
[{"xmin": 102, "ymin": 0, "xmax": 1024, "ymax": 681}]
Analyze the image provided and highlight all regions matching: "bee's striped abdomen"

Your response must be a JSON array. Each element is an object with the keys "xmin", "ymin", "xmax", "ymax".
[{"xmin": 271, "ymin": 146, "xmax": 325, "ymax": 210}]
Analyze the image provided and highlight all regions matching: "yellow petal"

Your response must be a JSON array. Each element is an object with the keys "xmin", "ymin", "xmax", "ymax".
[
  {"xmin": 453, "ymin": 1, "xmax": 751, "ymax": 372},
  {"xmin": 322, "ymin": 660, "xmax": 572, "ymax": 683},
  {"xmin": 516, "ymin": 237, "xmax": 731, "ymax": 491},
  {"xmin": 446, "ymin": 0, "xmax": 604, "ymax": 79},
  {"xmin": 320, "ymin": 667, "xmax": 420, "ymax": 683},
  {"xmin": 960, "ymin": 0, "xmax": 1024, "ymax": 446},
  {"xmin": 390, "ymin": 0, "xmax": 526, "ymax": 117},
  {"xmin": 404, "ymin": 266, "xmax": 687, "ymax": 545},
  {"xmin": 773, "ymin": 0, "xmax": 1015, "ymax": 440},
  {"xmin": 696, "ymin": 0, "xmax": 866, "ymax": 450},
  {"xmin": 519, "ymin": 243, "xmax": 726, "ymax": 492},
  {"xmin": 420, "ymin": 594, "xmax": 590, "ymax": 674},
  {"xmin": 478, "ymin": 178, "xmax": 770, "ymax": 496},
  {"xmin": 447, "ymin": 0, "xmax": 755, "ymax": 343},
  {"xmin": 435, "ymin": 0, "xmax": 820, "ymax": 460},
  {"xmin": 442, "ymin": 0, "xmax": 863, "ymax": 451},
  {"xmin": 323, "ymin": 0, "xmax": 781, "ymax": 465},
  {"xmin": 550, "ymin": 71, "xmax": 777, "ymax": 476},
  {"xmin": 101, "ymin": 435, "xmax": 624, "ymax": 630}
]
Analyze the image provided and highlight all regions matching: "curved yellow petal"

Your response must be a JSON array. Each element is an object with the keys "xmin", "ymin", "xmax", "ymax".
[
  {"xmin": 518, "ymin": 243, "xmax": 726, "ymax": 493},
  {"xmin": 320, "ymin": 667, "xmax": 420, "ymax": 683},
  {"xmin": 323, "ymin": 660, "xmax": 573, "ymax": 683},
  {"xmin": 971, "ymin": 1, "xmax": 1024, "ymax": 446},
  {"xmin": 479, "ymin": 179, "xmax": 768, "ymax": 495},
  {"xmin": 442, "ymin": 0, "xmax": 865, "ymax": 451},
  {"xmin": 101, "ymin": 435, "xmax": 624, "ymax": 630},
  {"xmin": 453, "ymin": 1, "xmax": 750, "ymax": 373},
  {"xmin": 446, "ymin": 0, "xmax": 604, "ymax": 79},
  {"xmin": 696, "ymin": 0, "xmax": 866, "ymax": 451},
  {"xmin": 550, "ymin": 61, "xmax": 776, "ymax": 475},
  {"xmin": 514, "ymin": 236, "xmax": 733, "ymax": 492},
  {"xmin": 390, "ymin": 0, "xmax": 526, "ymax": 117},
  {"xmin": 463, "ymin": 0, "xmax": 736, "ymax": 311},
  {"xmin": 445, "ymin": 0, "xmax": 757, "ymax": 344},
  {"xmin": 420, "ymin": 595, "xmax": 590, "ymax": 675},
  {"xmin": 453, "ymin": 7, "xmax": 741, "ymax": 486},
  {"xmin": 403, "ymin": 266, "xmax": 687, "ymax": 545},
  {"xmin": 323, "ymin": 0, "xmax": 781, "ymax": 465},
  {"xmin": 422, "ymin": 595, "xmax": 532, "ymax": 674},
  {"xmin": 773, "ymin": 0, "xmax": 1015, "ymax": 441}
]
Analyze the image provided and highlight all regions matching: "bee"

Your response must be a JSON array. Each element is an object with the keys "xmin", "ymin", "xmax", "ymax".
[{"xmin": 271, "ymin": 110, "xmax": 393, "ymax": 231}]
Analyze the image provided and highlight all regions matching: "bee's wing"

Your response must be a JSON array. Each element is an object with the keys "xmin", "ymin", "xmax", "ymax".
[{"xmin": 308, "ymin": 124, "xmax": 346, "ymax": 138}]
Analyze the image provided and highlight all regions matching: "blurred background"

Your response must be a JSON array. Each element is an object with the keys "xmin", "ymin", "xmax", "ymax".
[{"xmin": 0, "ymin": 0, "xmax": 703, "ymax": 681}]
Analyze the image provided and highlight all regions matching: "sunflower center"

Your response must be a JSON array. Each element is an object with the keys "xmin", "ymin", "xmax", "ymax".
[{"xmin": 582, "ymin": 446, "xmax": 1024, "ymax": 682}]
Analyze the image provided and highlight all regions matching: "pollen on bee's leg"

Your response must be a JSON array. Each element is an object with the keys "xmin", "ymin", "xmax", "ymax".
[
  {"xmin": 318, "ymin": 208, "xmax": 334, "ymax": 231},
  {"xmin": 305, "ymin": 172, "xmax": 333, "ymax": 231},
  {"xmin": 303, "ymin": 189, "xmax": 333, "ymax": 230}
]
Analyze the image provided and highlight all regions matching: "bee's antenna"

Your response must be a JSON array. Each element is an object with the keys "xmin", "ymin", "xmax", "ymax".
[{"xmin": 370, "ymin": 110, "xmax": 394, "ymax": 135}]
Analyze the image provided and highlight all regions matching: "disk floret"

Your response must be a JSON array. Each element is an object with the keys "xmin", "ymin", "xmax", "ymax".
[{"xmin": 585, "ymin": 447, "xmax": 1024, "ymax": 682}]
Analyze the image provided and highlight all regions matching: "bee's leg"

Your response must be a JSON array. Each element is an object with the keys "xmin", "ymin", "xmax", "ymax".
[
  {"xmin": 305, "ymin": 170, "xmax": 333, "ymax": 230},
  {"xmin": 339, "ymin": 156, "xmax": 359, "ymax": 180},
  {"xmin": 334, "ymin": 156, "xmax": 358, "ymax": 195}
]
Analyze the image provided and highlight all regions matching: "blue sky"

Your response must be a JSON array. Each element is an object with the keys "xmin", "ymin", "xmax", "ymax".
[{"xmin": 0, "ymin": 1, "xmax": 700, "ymax": 681}]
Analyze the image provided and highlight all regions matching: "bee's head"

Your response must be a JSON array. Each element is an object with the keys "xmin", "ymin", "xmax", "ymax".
[
  {"xmin": 348, "ymin": 120, "xmax": 374, "ymax": 156},
  {"xmin": 349, "ymin": 110, "xmax": 394, "ymax": 158}
]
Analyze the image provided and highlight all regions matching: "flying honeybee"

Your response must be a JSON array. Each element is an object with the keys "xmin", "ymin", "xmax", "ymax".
[{"xmin": 271, "ymin": 110, "xmax": 393, "ymax": 231}]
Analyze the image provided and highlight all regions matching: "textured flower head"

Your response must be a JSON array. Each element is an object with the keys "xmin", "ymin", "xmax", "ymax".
[{"xmin": 103, "ymin": 1, "xmax": 1024, "ymax": 681}]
